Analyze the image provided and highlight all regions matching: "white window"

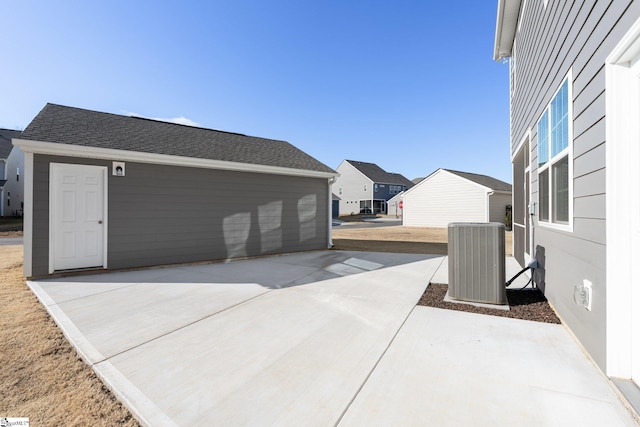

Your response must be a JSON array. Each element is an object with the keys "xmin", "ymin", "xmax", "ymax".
[
  {"xmin": 537, "ymin": 74, "xmax": 572, "ymax": 229},
  {"xmin": 389, "ymin": 185, "xmax": 403, "ymax": 195}
]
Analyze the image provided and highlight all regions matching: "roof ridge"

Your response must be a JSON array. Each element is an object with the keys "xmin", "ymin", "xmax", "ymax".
[
  {"xmin": 45, "ymin": 103, "xmax": 286, "ymax": 143},
  {"xmin": 129, "ymin": 116, "xmax": 251, "ymax": 138}
]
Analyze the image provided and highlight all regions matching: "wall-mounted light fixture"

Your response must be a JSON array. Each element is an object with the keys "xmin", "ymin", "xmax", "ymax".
[{"xmin": 112, "ymin": 161, "xmax": 126, "ymax": 176}]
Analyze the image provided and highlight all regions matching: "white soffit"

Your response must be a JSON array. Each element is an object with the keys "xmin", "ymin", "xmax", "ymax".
[{"xmin": 494, "ymin": 0, "xmax": 522, "ymax": 61}]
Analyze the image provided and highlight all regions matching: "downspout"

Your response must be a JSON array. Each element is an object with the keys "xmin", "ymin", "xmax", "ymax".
[
  {"xmin": 487, "ymin": 190, "xmax": 494, "ymax": 222},
  {"xmin": 328, "ymin": 176, "xmax": 336, "ymax": 248}
]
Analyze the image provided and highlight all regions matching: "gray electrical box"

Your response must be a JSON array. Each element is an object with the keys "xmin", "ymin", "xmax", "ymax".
[{"xmin": 448, "ymin": 222, "xmax": 506, "ymax": 305}]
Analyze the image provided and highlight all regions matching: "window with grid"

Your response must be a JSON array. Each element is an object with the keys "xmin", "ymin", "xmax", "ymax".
[{"xmin": 537, "ymin": 77, "xmax": 571, "ymax": 226}]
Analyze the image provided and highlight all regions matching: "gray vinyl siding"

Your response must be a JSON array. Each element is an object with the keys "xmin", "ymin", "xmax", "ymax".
[
  {"xmin": 509, "ymin": 0, "xmax": 640, "ymax": 370},
  {"xmin": 31, "ymin": 154, "xmax": 329, "ymax": 276},
  {"xmin": 488, "ymin": 192, "xmax": 512, "ymax": 224}
]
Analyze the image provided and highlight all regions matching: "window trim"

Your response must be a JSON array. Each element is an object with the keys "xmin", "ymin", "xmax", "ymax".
[{"xmin": 536, "ymin": 70, "xmax": 573, "ymax": 232}]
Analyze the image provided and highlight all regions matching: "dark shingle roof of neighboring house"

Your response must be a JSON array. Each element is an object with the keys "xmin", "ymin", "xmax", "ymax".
[
  {"xmin": 346, "ymin": 160, "xmax": 414, "ymax": 187},
  {"xmin": 19, "ymin": 104, "xmax": 335, "ymax": 174},
  {"xmin": 444, "ymin": 169, "xmax": 512, "ymax": 192},
  {"xmin": 411, "ymin": 177, "xmax": 425, "ymax": 185},
  {"xmin": 0, "ymin": 129, "xmax": 21, "ymax": 159}
]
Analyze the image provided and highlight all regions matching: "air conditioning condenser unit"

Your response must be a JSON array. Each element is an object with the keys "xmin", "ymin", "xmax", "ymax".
[{"xmin": 448, "ymin": 222, "xmax": 506, "ymax": 305}]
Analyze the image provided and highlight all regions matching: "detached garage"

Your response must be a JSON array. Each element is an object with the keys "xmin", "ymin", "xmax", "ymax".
[
  {"xmin": 402, "ymin": 168, "xmax": 512, "ymax": 227},
  {"xmin": 14, "ymin": 104, "xmax": 337, "ymax": 278}
]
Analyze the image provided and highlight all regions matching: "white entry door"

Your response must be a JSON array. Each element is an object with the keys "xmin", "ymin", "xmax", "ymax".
[{"xmin": 50, "ymin": 163, "xmax": 107, "ymax": 272}]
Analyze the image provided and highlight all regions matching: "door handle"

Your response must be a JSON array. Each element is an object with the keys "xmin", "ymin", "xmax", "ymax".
[{"xmin": 98, "ymin": 220, "xmax": 103, "ymax": 224}]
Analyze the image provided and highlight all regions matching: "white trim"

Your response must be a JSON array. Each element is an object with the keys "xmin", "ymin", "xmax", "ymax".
[
  {"xmin": 605, "ymin": 17, "xmax": 640, "ymax": 382},
  {"xmin": 49, "ymin": 163, "xmax": 108, "ymax": 274},
  {"xmin": 23, "ymin": 153, "xmax": 33, "ymax": 277},
  {"xmin": 13, "ymin": 139, "xmax": 337, "ymax": 180},
  {"xmin": 48, "ymin": 166, "xmax": 54, "ymax": 274},
  {"xmin": 536, "ymin": 69, "xmax": 574, "ymax": 233},
  {"xmin": 327, "ymin": 177, "xmax": 336, "ymax": 248},
  {"xmin": 102, "ymin": 167, "xmax": 108, "ymax": 270},
  {"xmin": 494, "ymin": 0, "xmax": 523, "ymax": 61},
  {"xmin": 485, "ymin": 191, "xmax": 491, "ymax": 222},
  {"xmin": 524, "ymin": 164, "xmax": 532, "ymax": 263}
]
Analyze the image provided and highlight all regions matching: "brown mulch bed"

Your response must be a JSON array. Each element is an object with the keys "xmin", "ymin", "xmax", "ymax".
[{"xmin": 418, "ymin": 283, "xmax": 561, "ymax": 324}]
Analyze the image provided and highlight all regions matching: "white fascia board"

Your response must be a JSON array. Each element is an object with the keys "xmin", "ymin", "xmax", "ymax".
[
  {"xmin": 494, "ymin": 0, "xmax": 522, "ymax": 61},
  {"xmin": 13, "ymin": 139, "xmax": 338, "ymax": 180}
]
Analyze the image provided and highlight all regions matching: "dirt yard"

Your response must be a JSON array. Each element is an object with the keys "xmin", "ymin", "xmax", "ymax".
[
  {"xmin": 0, "ymin": 244, "xmax": 139, "ymax": 426},
  {"xmin": 0, "ymin": 225, "xmax": 515, "ymax": 423},
  {"xmin": 332, "ymin": 225, "xmax": 513, "ymax": 256}
]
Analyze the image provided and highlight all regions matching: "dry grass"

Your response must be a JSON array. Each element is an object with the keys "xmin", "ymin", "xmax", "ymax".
[
  {"xmin": 0, "ymin": 230, "xmax": 23, "ymax": 238},
  {"xmin": 0, "ymin": 224, "xmax": 509, "ymax": 424},
  {"xmin": 332, "ymin": 225, "xmax": 513, "ymax": 256},
  {"xmin": 0, "ymin": 245, "xmax": 139, "ymax": 426}
]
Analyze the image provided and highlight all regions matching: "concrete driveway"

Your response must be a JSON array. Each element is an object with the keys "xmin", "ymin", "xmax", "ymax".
[
  {"xmin": 0, "ymin": 236, "xmax": 23, "ymax": 246},
  {"xmin": 28, "ymin": 251, "xmax": 638, "ymax": 427}
]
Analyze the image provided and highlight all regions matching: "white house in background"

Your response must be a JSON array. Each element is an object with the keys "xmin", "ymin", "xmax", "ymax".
[
  {"xmin": 402, "ymin": 168, "xmax": 512, "ymax": 227},
  {"xmin": 0, "ymin": 129, "xmax": 24, "ymax": 217},
  {"xmin": 332, "ymin": 160, "xmax": 413, "ymax": 215},
  {"xmin": 386, "ymin": 191, "xmax": 404, "ymax": 218}
]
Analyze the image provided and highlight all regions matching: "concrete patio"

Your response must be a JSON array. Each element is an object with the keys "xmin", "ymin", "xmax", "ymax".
[{"xmin": 28, "ymin": 251, "xmax": 638, "ymax": 426}]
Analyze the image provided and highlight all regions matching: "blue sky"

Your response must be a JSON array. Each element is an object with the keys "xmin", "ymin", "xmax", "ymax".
[{"xmin": 1, "ymin": 1, "xmax": 510, "ymax": 183}]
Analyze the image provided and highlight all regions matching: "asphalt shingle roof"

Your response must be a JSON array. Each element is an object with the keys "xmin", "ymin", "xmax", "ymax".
[
  {"xmin": 20, "ymin": 104, "xmax": 335, "ymax": 174},
  {"xmin": 0, "ymin": 129, "xmax": 21, "ymax": 159},
  {"xmin": 444, "ymin": 169, "xmax": 512, "ymax": 192},
  {"xmin": 346, "ymin": 160, "xmax": 414, "ymax": 187}
]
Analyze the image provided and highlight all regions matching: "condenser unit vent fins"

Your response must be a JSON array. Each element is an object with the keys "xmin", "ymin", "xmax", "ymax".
[{"xmin": 448, "ymin": 222, "xmax": 506, "ymax": 305}]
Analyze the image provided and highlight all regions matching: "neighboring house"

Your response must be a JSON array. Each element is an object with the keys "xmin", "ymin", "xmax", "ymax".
[
  {"xmin": 14, "ymin": 103, "xmax": 337, "ymax": 278},
  {"xmin": 331, "ymin": 193, "xmax": 340, "ymax": 218},
  {"xmin": 386, "ymin": 191, "xmax": 404, "ymax": 218},
  {"xmin": 401, "ymin": 168, "xmax": 512, "ymax": 227},
  {"xmin": 495, "ymin": 0, "xmax": 640, "ymax": 400},
  {"xmin": 332, "ymin": 160, "xmax": 413, "ymax": 215},
  {"xmin": 0, "ymin": 129, "xmax": 24, "ymax": 217}
]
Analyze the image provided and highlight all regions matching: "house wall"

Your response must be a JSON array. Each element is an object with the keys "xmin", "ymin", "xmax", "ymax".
[
  {"xmin": 488, "ymin": 192, "xmax": 512, "ymax": 224},
  {"xmin": 30, "ymin": 154, "xmax": 329, "ymax": 276},
  {"xmin": 372, "ymin": 183, "xmax": 405, "ymax": 202},
  {"xmin": 0, "ymin": 159, "xmax": 5, "ymax": 217},
  {"xmin": 3, "ymin": 147, "xmax": 25, "ymax": 216},
  {"xmin": 402, "ymin": 170, "xmax": 487, "ymax": 227},
  {"xmin": 332, "ymin": 161, "xmax": 372, "ymax": 215},
  {"xmin": 510, "ymin": 0, "xmax": 640, "ymax": 370},
  {"xmin": 386, "ymin": 192, "xmax": 404, "ymax": 218}
]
